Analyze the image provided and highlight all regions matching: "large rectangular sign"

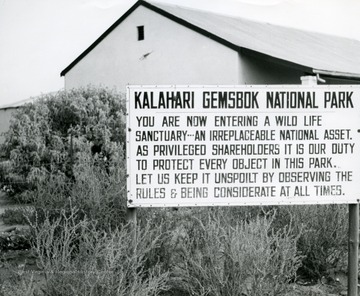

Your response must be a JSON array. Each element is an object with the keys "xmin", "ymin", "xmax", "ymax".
[{"xmin": 127, "ymin": 85, "xmax": 360, "ymax": 207}]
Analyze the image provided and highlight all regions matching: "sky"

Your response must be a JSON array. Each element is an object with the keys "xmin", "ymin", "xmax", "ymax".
[{"xmin": 1, "ymin": 0, "xmax": 360, "ymax": 107}]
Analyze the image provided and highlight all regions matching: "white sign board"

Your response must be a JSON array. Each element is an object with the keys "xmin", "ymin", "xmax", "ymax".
[{"xmin": 127, "ymin": 85, "xmax": 360, "ymax": 208}]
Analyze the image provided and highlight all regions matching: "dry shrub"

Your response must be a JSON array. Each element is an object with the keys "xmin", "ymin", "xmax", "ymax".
[
  {"xmin": 0, "ymin": 277, "xmax": 36, "ymax": 296},
  {"xmin": 160, "ymin": 210, "xmax": 302, "ymax": 296},
  {"xmin": 28, "ymin": 142, "xmax": 127, "ymax": 231},
  {"xmin": 29, "ymin": 207, "xmax": 169, "ymax": 296},
  {"xmin": 287, "ymin": 204, "xmax": 348, "ymax": 280},
  {"xmin": 0, "ymin": 87, "xmax": 126, "ymax": 201},
  {"xmin": 218, "ymin": 204, "xmax": 349, "ymax": 281}
]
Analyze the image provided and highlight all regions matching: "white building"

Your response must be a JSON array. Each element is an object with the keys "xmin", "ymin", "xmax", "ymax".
[
  {"xmin": 0, "ymin": 98, "xmax": 36, "ymax": 144},
  {"xmin": 61, "ymin": 0, "xmax": 360, "ymax": 89},
  {"xmin": 0, "ymin": 107, "xmax": 16, "ymax": 145}
]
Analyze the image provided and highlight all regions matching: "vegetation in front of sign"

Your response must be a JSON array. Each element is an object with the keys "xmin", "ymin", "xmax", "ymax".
[
  {"xmin": 27, "ymin": 207, "xmax": 169, "ymax": 296},
  {"xmin": 15, "ymin": 203, "xmax": 302, "ymax": 296},
  {"xmin": 160, "ymin": 210, "xmax": 303, "ymax": 296},
  {"xmin": 26, "ymin": 144, "xmax": 127, "ymax": 230},
  {"xmin": 241, "ymin": 205, "xmax": 349, "ymax": 283},
  {"xmin": 0, "ymin": 86, "xmax": 126, "ymax": 203},
  {"xmin": 287, "ymin": 205, "xmax": 348, "ymax": 280},
  {"xmin": 0, "ymin": 88, "xmax": 350, "ymax": 295}
]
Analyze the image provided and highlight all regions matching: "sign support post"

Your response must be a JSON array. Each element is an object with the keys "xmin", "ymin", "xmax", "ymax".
[
  {"xmin": 348, "ymin": 203, "xmax": 359, "ymax": 296},
  {"xmin": 126, "ymin": 98, "xmax": 137, "ymax": 245},
  {"xmin": 126, "ymin": 207, "xmax": 137, "ymax": 225},
  {"xmin": 126, "ymin": 207, "xmax": 137, "ymax": 254},
  {"xmin": 300, "ymin": 76, "xmax": 359, "ymax": 296}
]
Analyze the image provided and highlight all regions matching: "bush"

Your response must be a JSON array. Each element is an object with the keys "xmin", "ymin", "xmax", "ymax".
[
  {"xmin": 28, "ymin": 142, "xmax": 127, "ymax": 230},
  {"xmin": 288, "ymin": 205, "xmax": 348, "ymax": 280},
  {"xmin": 219, "ymin": 204, "xmax": 349, "ymax": 281},
  {"xmin": 246, "ymin": 205, "xmax": 349, "ymax": 281},
  {"xmin": 0, "ymin": 86, "xmax": 126, "ymax": 201},
  {"xmin": 0, "ymin": 277, "xmax": 36, "ymax": 296},
  {"xmin": 146, "ymin": 209, "xmax": 303, "ymax": 296},
  {"xmin": 138, "ymin": 204, "xmax": 349, "ymax": 289},
  {"xmin": 0, "ymin": 207, "xmax": 33, "ymax": 225},
  {"xmin": 0, "ymin": 229, "xmax": 32, "ymax": 251},
  {"xmin": 29, "ymin": 207, "xmax": 169, "ymax": 296},
  {"xmin": 0, "ymin": 86, "xmax": 350, "ymax": 291}
]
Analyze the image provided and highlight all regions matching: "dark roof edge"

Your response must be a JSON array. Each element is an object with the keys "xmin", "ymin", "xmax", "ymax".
[
  {"xmin": 151, "ymin": 0, "xmax": 318, "ymax": 76},
  {"xmin": 60, "ymin": 0, "xmax": 242, "ymax": 77},
  {"xmin": 141, "ymin": 1, "xmax": 241, "ymax": 51},
  {"xmin": 240, "ymin": 48, "xmax": 312, "ymax": 74},
  {"xmin": 0, "ymin": 106, "xmax": 21, "ymax": 111},
  {"xmin": 313, "ymin": 69, "xmax": 360, "ymax": 81},
  {"xmin": 60, "ymin": 0, "xmax": 143, "ymax": 76}
]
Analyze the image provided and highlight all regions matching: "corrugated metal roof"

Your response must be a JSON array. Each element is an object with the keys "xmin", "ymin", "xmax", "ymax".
[
  {"xmin": 61, "ymin": 0, "xmax": 360, "ymax": 77},
  {"xmin": 154, "ymin": 2, "xmax": 360, "ymax": 76}
]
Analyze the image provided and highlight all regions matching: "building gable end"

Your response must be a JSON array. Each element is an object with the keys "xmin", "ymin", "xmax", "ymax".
[{"xmin": 60, "ymin": 0, "xmax": 243, "ymax": 77}]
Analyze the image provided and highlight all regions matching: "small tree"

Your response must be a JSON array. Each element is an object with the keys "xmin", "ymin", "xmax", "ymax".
[{"xmin": 0, "ymin": 86, "xmax": 126, "ymax": 202}]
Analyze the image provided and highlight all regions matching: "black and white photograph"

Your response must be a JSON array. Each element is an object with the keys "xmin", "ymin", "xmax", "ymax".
[{"xmin": 1, "ymin": 0, "xmax": 360, "ymax": 295}]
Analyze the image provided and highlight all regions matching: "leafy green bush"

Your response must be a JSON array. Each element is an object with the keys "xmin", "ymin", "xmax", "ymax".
[{"xmin": 0, "ymin": 86, "xmax": 126, "ymax": 201}]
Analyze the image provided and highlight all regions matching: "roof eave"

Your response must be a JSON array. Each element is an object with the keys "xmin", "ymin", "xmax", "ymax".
[
  {"xmin": 313, "ymin": 69, "xmax": 360, "ymax": 81},
  {"xmin": 240, "ymin": 48, "xmax": 313, "ymax": 74},
  {"xmin": 0, "ymin": 106, "xmax": 21, "ymax": 111}
]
